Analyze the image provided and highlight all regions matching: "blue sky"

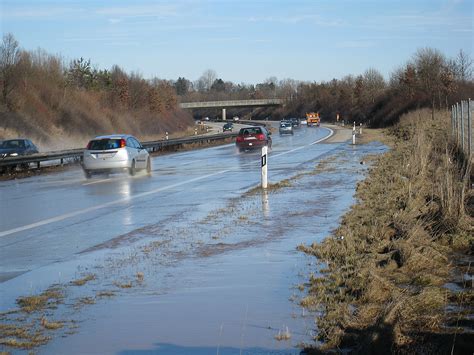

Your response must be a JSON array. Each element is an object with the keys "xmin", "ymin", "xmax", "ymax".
[{"xmin": 1, "ymin": 0, "xmax": 472, "ymax": 84}]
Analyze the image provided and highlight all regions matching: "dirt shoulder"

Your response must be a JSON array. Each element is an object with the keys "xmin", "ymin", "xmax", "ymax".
[{"xmin": 323, "ymin": 124, "xmax": 389, "ymax": 145}]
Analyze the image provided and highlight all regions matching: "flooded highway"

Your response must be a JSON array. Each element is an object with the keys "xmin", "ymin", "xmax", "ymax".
[{"xmin": 0, "ymin": 124, "xmax": 386, "ymax": 354}]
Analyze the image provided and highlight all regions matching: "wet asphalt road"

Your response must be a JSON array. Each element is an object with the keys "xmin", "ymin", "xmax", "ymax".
[
  {"xmin": 0, "ymin": 124, "xmax": 330, "ymax": 287},
  {"xmin": 0, "ymin": 123, "xmax": 378, "ymax": 354}
]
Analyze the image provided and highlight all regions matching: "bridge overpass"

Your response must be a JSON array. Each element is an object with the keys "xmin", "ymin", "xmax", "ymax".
[{"xmin": 179, "ymin": 99, "xmax": 284, "ymax": 120}]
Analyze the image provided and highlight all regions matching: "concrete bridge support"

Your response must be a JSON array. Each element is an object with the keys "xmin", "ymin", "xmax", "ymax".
[{"xmin": 222, "ymin": 108, "xmax": 226, "ymax": 121}]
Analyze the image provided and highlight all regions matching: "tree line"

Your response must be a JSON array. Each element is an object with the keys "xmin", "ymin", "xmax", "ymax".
[
  {"xmin": 0, "ymin": 33, "xmax": 191, "ymax": 146},
  {"xmin": 1, "ymin": 32, "xmax": 473, "ymax": 144},
  {"xmin": 172, "ymin": 49, "xmax": 473, "ymax": 126}
]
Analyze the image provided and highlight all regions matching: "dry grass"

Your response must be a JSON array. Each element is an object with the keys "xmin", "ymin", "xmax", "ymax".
[
  {"xmin": 96, "ymin": 291, "xmax": 116, "ymax": 298},
  {"xmin": 300, "ymin": 109, "xmax": 473, "ymax": 352},
  {"xmin": 0, "ymin": 323, "xmax": 51, "ymax": 349},
  {"xmin": 73, "ymin": 297, "xmax": 96, "ymax": 309},
  {"xmin": 40, "ymin": 317, "xmax": 64, "ymax": 330},
  {"xmin": 71, "ymin": 274, "xmax": 96, "ymax": 286},
  {"xmin": 113, "ymin": 281, "xmax": 133, "ymax": 289},
  {"xmin": 16, "ymin": 288, "xmax": 64, "ymax": 313}
]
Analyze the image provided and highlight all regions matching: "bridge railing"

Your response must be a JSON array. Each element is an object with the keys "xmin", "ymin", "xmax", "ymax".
[
  {"xmin": 180, "ymin": 98, "xmax": 284, "ymax": 109},
  {"xmin": 451, "ymin": 99, "xmax": 473, "ymax": 160}
]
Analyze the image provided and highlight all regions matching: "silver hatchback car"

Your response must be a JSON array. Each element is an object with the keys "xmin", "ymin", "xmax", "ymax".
[{"xmin": 82, "ymin": 134, "xmax": 151, "ymax": 178}]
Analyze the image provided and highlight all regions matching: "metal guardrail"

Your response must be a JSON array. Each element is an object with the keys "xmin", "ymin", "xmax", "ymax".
[
  {"xmin": 0, "ymin": 132, "xmax": 238, "ymax": 171},
  {"xmin": 451, "ymin": 99, "xmax": 473, "ymax": 160}
]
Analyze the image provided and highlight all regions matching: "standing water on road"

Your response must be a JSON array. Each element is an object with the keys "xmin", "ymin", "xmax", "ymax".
[{"xmin": 0, "ymin": 127, "xmax": 387, "ymax": 354}]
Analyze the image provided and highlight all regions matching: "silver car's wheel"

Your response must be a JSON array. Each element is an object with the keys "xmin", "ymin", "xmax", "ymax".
[{"xmin": 129, "ymin": 160, "xmax": 136, "ymax": 176}]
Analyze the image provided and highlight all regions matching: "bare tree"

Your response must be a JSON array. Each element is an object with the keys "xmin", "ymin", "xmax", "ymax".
[
  {"xmin": 454, "ymin": 49, "xmax": 473, "ymax": 82},
  {"xmin": 413, "ymin": 47, "xmax": 447, "ymax": 116},
  {"xmin": 0, "ymin": 33, "xmax": 21, "ymax": 107},
  {"xmin": 199, "ymin": 69, "xmax": 217, "ymax": 92}
]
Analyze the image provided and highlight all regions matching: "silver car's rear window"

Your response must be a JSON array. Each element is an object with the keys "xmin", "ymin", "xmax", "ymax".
[{"xmin": 89, "ymin": 139, "xmax": 122, "ymax": 150}]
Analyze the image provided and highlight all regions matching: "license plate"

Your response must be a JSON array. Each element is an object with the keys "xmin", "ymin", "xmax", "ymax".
[{"xmin": 93, "ymin": 153, "xmax": 114, "ymax": 159}]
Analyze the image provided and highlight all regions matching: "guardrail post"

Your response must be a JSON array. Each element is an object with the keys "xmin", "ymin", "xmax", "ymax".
[{"xmin": 261, "ymin": 145, "xmax": 268, "ymax": 189}]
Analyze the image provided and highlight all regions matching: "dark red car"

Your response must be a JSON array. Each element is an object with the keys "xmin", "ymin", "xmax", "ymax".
[{"xmin": 235, "ymin": 126, "xmax": 272, "ymax": 152}]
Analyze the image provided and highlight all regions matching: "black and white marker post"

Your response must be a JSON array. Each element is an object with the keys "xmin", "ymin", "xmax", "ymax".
[
  {"xmin": 261, "ymin": 145, "xmax": 268, "ymax": 189},
  {"xmin": 352, "ymin": 121, "xmax": 356, "ymax": 145}
]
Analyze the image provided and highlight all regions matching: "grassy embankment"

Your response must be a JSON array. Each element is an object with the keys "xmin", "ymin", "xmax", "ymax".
[{"xmin": 300, "ymin": 108, "xmax": 473, "ymax": 353}]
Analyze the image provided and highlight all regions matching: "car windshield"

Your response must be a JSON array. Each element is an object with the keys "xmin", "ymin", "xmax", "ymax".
[
  {"xmin": 280, "ymin": 123, "xmax": 290, "ymax": 127},
  {"xmin": 0, "ymin": 140, "xmax": 25, "ymax": 149},
  {"xmin": 88, "ymin": 139, "xmax": 122, "ymax": 150}
]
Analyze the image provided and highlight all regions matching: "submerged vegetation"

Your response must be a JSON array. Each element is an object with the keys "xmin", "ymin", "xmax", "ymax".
[{"xmin": 300, "ymin": 109, "xmax": 473, "ymax": 353}]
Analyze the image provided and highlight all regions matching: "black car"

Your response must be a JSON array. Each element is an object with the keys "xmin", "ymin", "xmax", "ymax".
[
  {"xmin": 290, "ymin": 118, "xmax": 300, "ymax": 127},
  {"xmin": 0, "ymin": 139, "xmax": 39, "ymax": 159},
  {"xmin": 223, "ymin": 122, "xmax": 233, "ymax": 132}
]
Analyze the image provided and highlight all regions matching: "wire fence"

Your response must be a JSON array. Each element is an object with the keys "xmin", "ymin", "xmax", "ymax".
[{"xmin": 451, "ymin": 99, "xmax": 473, "ymax": 160}]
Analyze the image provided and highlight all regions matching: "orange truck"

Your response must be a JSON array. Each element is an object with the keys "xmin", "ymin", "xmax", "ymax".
[{"xmin": 306, "ymin": 112, "xmax": 320, "ymax": 127}]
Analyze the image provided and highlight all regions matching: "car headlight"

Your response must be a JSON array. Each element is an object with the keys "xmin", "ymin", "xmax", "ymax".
[{"xmin": 10, "ymin": 153, "xmax": 18, "ymax": 157}]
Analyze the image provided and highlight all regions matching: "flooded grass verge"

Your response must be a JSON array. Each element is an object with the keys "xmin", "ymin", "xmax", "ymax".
[{"xmin": 299, "ymin": 109, "xmax": 473, "ymax": 353}]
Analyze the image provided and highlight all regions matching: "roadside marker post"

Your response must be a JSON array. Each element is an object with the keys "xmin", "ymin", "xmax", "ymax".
[
  {"xmin": 261, "ymin": 145, "xmax": 268, "ymax": 189},
  {"xmin": 360, "ymin": 123, "xmax": 363, "ymax": 135},
  {"xmin": 194, "ymin": 128, "xmax": 197, "ymax": 135},
  {"xmin": 352, "ymin": 122, "xmax": 356, "ymax": 145},
  {"xmin": 165, "ymin": 132, "xmax": 169, "ymax": 140}
]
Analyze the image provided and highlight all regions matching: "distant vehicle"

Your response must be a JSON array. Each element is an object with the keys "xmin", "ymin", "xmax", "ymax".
[
  {"xmin": 290, "ymin": 118, "xmax": 300, "ymax": 127},
  {"xmin": 233, "ymin": 116, "xmax": 240, "ymax": 121},
  {"xmin": 82, "ymin": 134, "xmax": 151, "ymax": 178},
  {"xmin": 306, "ymin": 112, "xmax": 320, "ymax": 127},
  {"xmin": 0, "ymin": 139, "xmax": 39, "ymax": 159},
  {"xmin": 203, "ymin": 117, "xmax": 210, "ymax": 121},
  {"xmin": 236, "ymin": 126, "xmax": 272, "ymax": 152},
  {"xmin": 0, "ymin": 138, "xmax": 39, "ymax": 171},
  {"xmin": 279, "ymin": 122, "xmax": 294, "ymax": 135},
  {"xmin": 223, "ymin": 122, "xmax": 233, "ymax": 132}
]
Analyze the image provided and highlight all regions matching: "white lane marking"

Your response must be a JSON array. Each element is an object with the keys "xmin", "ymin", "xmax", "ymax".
[
  {"xmin": 82, "ymin": 178, "xmax": 111, "ymax": 186},
  {"xmin": 0, "ymin": 169, "xmax": 230, "ymax": 238},
  {"xmin": 310, "ymin": 127, "xmax": 334, "ymax": 145}
]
